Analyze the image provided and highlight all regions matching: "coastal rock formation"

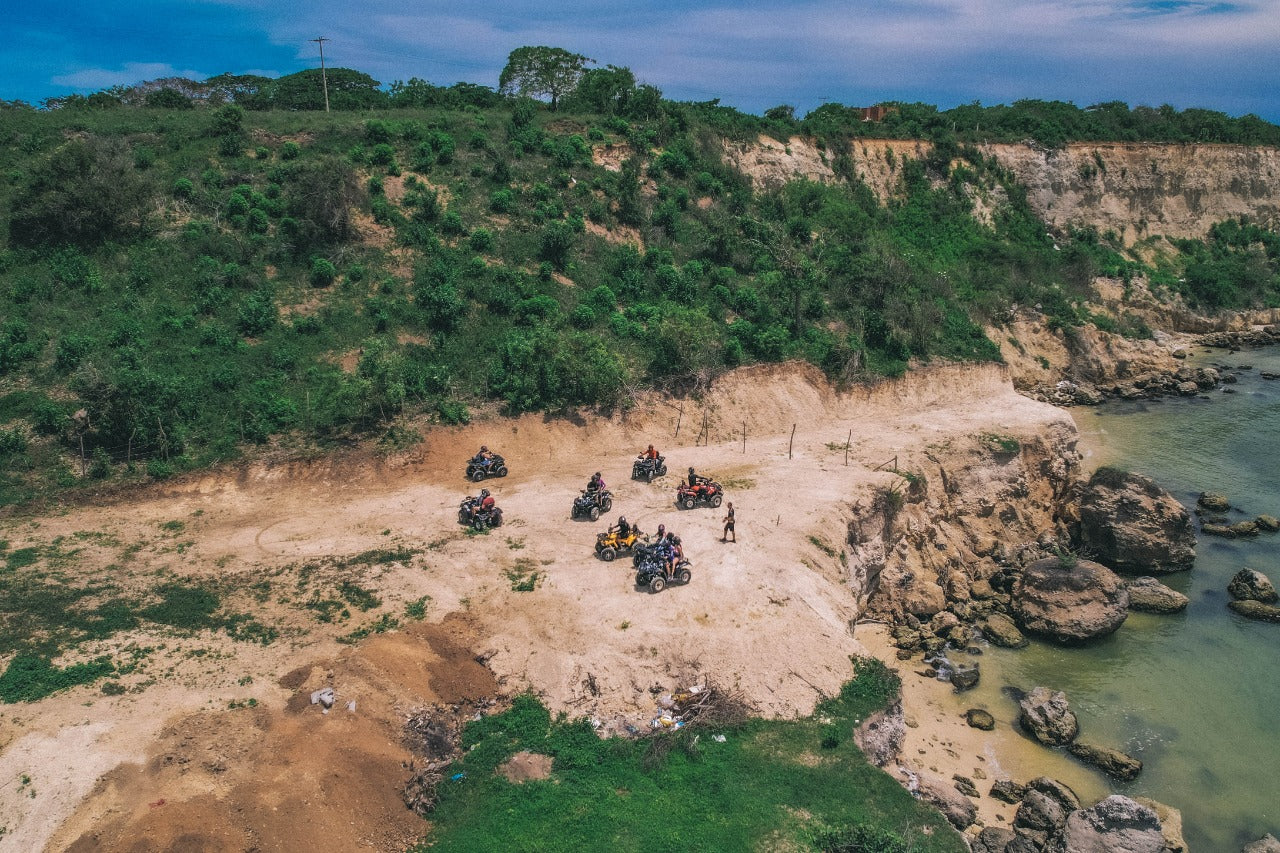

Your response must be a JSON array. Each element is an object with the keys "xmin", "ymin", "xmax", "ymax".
[
  {"xmin": 913, "ymin": 770, "xmax": 978, "ymax": 830},
  {"xmin": 1013, "ymin": 557, "xmax": 1129, "ymax": 643},
  {"xmin": 1198, "ymin": 491, "xmax": 1232, "ymax": 512},
  {"xmin": 972, "ymin": 827, "xmax": 1017, "ymax": 853},
  {"xmin": 966, "ymin": 708, "xmax": 996, "ymax": 730},
  {"xmin": 1133, "ymin": 797, "xmax": 1187, "ymax": 853},
  {"xmin": 982, "ymin": 612, "xmax": 1029, "ymax": 647},
  {"xmin": 1228, "ymin": 568, "xmax": 1279, "ymax": 603},
  {"xmin": 852, "ymin": 700, "xmax": 904, "ymax": 768},
  {"xmin": 1227, "ymin": 600, "xmax": 1280, "ymax": 622},
  {"xmin": 1067, "ymin": 741, "xmax": 1143, "ymax": 781},
  {"xmin": 1052, "ymin": 795, "xmax": 1165, "ymax": 853},
  {"xmin": 1243, "ymin": 834, "xmax": 1280, "ymax": 853},
  {"xmin": 1125, "ymin": 577, "xmax": 1189, "ymax": 614},
  {"xmin": 1018, "ymin": 688, "xmax": 1079, "ymax": 746},
  {"xmin": 1078, "ymin": 469, "xmax": 1195, "ymax": 574}
]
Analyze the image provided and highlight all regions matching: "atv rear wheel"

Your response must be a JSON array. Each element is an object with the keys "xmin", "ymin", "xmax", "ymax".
[
  {"xmin": 677, "ymin": 568, "xmax": 692, "ymax": 585},
  {"xmin": 682, "ymin": 497, "xmax": 695, "ymax": 509},
  {"xmin": 600, "ymin": 547, "xmax": 616, "ymax": 562},
  {"xmin": 496, "ymin": 466, "xmax": 508, "ymax": 477},
  {"xmin": 710, "ymin": 494, "xmax": 722, "ymax": 508},
  {"xmin": 471, "ymin": 470, "xmax": 485, "ymax": 482},
  {"xmin": 649, "ymin": 575, "xmax": 667, "ymax": 593}
]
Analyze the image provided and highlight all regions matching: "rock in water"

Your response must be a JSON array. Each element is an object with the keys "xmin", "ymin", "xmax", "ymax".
[
  {"xmin": 1227, "ymin": 600, "xmax": 1280, "ymax": 622},
  {"xmin": 950, "ymin": 663, "xmax": 980, "ymax": 692},
  {"xmin": 1068, "ymin": 741, "xmax": 1143, "ymax": 780},
  {"xmin": 1228, "ymin": 568, "xmax": 1279, "ymax": 603},
  {"xmin": 1079, "ymin": 469, "xmax": 1195, "ymax": 573},
  {"xmin": 1133, "ymin": 797, "xmax": 1187, "ymax": 853},
  {"xmin": 966, "ymin": 708, "xmax": 996, "ymax": 730},
  {"xmin": 1019, "ymin": 687, "xmax": 1079, "ymax": 746},
  {"xmin": 1198, "ymin": 491, "xmax": 1231, "ymax": 512},
  {"xmin": 1014, "ymin": 557, "xmax": 1129, "ymax": 643},
  {"xmin": 1056, "ymin": 795, "xmax": 1165, "ymax": 853},
  {"xmin": 1126, "ymin": 576, "xmax": 1189, "ymax": 614},
  {"xmin": 982, "ymin": 612, "xmax": 1029, "ymax": 647},
  {"xmin": 1243, "ymin": 834, "xmax": 1280, "ymax": 853}
]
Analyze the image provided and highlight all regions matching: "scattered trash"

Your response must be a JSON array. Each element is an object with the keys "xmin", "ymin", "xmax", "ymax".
[
  {"xmin": 310, "ymin": 687, "xmax": 335, "ymax": 709},
  {"xmin": 712, "ymin": 734, "xmax": 727, "ymax": 743},
  {"xmin": 149, "ymin": 799, "xmax": 166, "ymax": 808},
  {"xmin": 346, "ymin": 701, "xmax": 356, "ymax": 713},
  {"xmin": 450, "ymin": 772, "xmax": 466, "ymax": 782},
  {"xmin": 590, "ymin": 717, "xmax": 601, "ymax": 729}
]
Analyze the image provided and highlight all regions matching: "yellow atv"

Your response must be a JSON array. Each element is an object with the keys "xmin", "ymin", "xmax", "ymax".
[{"xmin": 595, "ymin": 528, "xmax": 648, "ymax": 562}]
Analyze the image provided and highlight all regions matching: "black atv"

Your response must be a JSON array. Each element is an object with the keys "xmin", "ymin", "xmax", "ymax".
[
  {"xmin": 458, "ymin": 496, "xmax": 504, "ymax": 530},
  {"xmin": 571, "ymin": 488, "xmax": 613, "ymax": 521},
  {"xmin": 634, "ymin": 546, "xmax": 692, "ymax": 593},
  {"xmin": 466, "ymin": 453, "xmax": 508, "ymax": 482},
  {"xmin": 631, "ymin": 455, "xmax": 668, "ymax": 482}
]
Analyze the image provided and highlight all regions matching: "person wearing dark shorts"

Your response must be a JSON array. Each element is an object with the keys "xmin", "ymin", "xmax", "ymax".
[{"xmin": 722, "ymin": 502, "xmax": 735, "ymax": 543}]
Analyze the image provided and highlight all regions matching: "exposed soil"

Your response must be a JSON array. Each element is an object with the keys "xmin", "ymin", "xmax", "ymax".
[{"xmin": 0, "ymin": 361, "xmax": 1071, "ymax": 851}]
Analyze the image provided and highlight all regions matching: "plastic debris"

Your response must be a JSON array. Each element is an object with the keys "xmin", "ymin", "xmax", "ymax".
[
  {"xmin": 712, "ymin": 734, "xmax": 727, "ymax": 743},
  {"xmin": 346, "ymin": 701, "xmax": 356, "ymax": 713},
  {"xmin": 310, "ymin": 687, "xmax": 335, "ymax": 709},
  {"xmin": 450, "ymin": 772, "xmax": 466, "ymax": 782}
]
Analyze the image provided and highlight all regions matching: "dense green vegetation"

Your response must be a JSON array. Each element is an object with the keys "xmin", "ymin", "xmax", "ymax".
[
  {"xmin": 416, "ymin": 658, "xmax": 963, "ymax": 852},
  {"xmin": 1, "ymin": 59, "xmax": 1279, "ymax": 505}
]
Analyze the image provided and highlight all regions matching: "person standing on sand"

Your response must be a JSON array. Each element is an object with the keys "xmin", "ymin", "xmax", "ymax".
[{"xmin": 722, "ymin": 502, "xmax": 735, "ymax": 543}]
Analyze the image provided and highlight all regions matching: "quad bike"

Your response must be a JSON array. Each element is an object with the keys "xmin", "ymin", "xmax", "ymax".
[
  {"xmin": 595, "ymin": 528, "xmax": 648, "ymax": 562},
  {"xmin": 675, "ymin": 479, "xmax": 723, "ymax": 510},
  {"xmin": 465, "ymin": 453, "xmax": 508, "ymax": 482},
  {"xmin": 571, "ymin": 488, "xmax": 613, "ymax": 521},
  {"xmin": 631, "ymin": 455, "xmax": 668, "ymax": 482},
  {"xmin": 634, "ymin": 547, "xmax": 692, "ymax": 593},
  {"xmin": 458, "ymin": 496, "xmax": 504, "ymax": 530}
]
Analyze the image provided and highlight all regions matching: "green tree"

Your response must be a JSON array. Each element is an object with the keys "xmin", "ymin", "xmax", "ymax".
[{"xmin": 499, "ymin": 46, "xmax": 593, "ymax": 111}]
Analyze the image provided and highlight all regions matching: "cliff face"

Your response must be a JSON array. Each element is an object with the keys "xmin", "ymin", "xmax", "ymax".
[
  {"xmin": 725, "ymin": 135, "xmax": 1280, "ymax": 242},
  {"xmin": 983, "ymin": 142, "xmax": 1280, "ymax": 243}
]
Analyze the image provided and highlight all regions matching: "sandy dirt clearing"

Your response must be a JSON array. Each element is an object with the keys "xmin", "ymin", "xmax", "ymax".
[{"xmin": 0, "ymin": 361, "xmax": 1075, "ymax": 850}]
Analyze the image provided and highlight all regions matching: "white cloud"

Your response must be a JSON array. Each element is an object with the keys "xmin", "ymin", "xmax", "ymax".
[{"xmin": 52, "ymin": 61, "xmax": 208, "ymax": 90}]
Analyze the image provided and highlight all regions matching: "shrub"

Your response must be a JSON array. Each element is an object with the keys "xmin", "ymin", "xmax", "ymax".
[
  {"xmin": 281, "ymin": 141, "xmax": 301, "ymax": 160},
  {"xmin": 172, "ymin": 177, "xmax": 195, "ymax": 198},
  {"xmin": 469, "ymin": 228, "xmax": 495, "ymax": 253},
  {"xmin": 310, "ymin": 257, "xmax": 338, "ymax": 287}
]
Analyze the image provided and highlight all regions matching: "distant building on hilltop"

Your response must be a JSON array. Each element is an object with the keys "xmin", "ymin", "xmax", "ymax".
[{"xmin": 857, "ymin": 104, "xmax": 897, "ymax": 122}]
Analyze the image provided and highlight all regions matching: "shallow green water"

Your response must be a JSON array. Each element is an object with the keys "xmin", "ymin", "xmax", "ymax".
[{"xmin": 965, "ymin": 349, "xmax": 1280, "ymax": 851}]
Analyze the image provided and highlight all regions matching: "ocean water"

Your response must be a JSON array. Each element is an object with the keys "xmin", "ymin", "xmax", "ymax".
[{"xmin": 958, "ymin": 349, "xmax": 1280, "ymax": 851}]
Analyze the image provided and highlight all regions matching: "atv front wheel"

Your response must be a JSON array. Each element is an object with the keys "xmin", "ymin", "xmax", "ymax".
[
  {"xmin": 682, "ymin": 497, "xmax": 695, "ymax": 510},
  {"xmin": 649, "ymin": 575, "xmax": 667, "ymax": 593},
  {"xmin": 471, "ymin": 470, "xmax": 485, "ymax": 482},
  {"xmin": 601, "ymin": 497, "xmax": 613, "ymax": 512},
  {"xmin": 496, "ymin": 466, "xmax": 508, "ymax": 477},
  {"xmin": 589, "ymin": 506, "xmax": 600, "ymax": 521},
  {"xmin": 710, "ymin": 494, "xmax": 722, "ymax": 508},
  {"xmin": 600, "ymin": 547, "xmax": 616, "ymax": 562},
  {"xmin": 657, "ymin": 465, "xmax": 667, "ymax": 476}
]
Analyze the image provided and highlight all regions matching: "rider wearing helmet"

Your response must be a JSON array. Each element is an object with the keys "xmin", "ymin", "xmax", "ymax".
[
  {"xmin": 614, "ymin": 515, "xmax": 632, "ymax": 537},
  {"xmin": 479, "ymin": 488, "xmax": 495, "ymax": 512}
]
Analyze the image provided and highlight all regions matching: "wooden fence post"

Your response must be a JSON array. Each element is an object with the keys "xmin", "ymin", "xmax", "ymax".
[
  {"xmin": 845, "ymin": 429, "xmax": 851, "ymax": 466},
  {"xmin": 788, "ymin": 424, "xmax": 796, "ymax": 459},
  {"xmin": 674, "ymin": 402, "xmax": 683, "ymax": 439}
]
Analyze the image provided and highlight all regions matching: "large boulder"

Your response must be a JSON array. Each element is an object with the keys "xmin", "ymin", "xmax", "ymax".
[
  {"xmin": 1125, "ymin": 576, "xmax": 1189, "ymax": 614},
  {"xmin": 914, "ymin": 771, "xmax": 977, "ymax": 830},
  {"xmin": 1228, "ymin": 568, "xmax": 1279, "ymax": 603},
  {"xmin": 982, "ymin": 612, "xmax": 1029, "ymax": 648},
  {"xmin": 1227, "ymin": 600, "xmax": 1280, "ymax": 622},
  {"xmin": 1014, "ymin": 557, "xmax": 1129, "ymax": 643},
  {"xmin": 1079, "ymin": 469, "xmax": 1195, "ymax": 573},
  {"xmin": 972, "ymin": 827, "xmax": 1017, "ymax": 853},
  {"xmin": 1019, "ymin": 687, "xmax": 1079, "ymax": 746},
  {"xmin": 1049, "ymin": 795, "xmax": 1165, "ymax": 853},
  {"xmin": 1068, "ymin": 741, "xmax": 1143, "ymax": 780},
  {"xmin": 1243, "ymin": 834, "xmax": 1280, "ymax": 853},
  {"xmin": 1133, "ymin": 797, "xmax": 1187, "ymax": 853}
]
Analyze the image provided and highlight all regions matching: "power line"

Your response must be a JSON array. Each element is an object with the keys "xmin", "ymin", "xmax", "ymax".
[{"xmin": 310, "ymin": 36, "xmax": 330, "ymax": 112}]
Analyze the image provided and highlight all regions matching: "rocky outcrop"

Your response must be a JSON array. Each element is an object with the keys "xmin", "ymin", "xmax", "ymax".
[
  {"xmin": 1018, "ymin": 687, "xmax": 1079, "ymax": 746},
  {"xmin": 1051, "ymin": 795, "xmax": 1165, "ymax": 853},
  {"xmin": 1198, "ymin": 491, "xmax": 1232, "ymax": 512},
  {"xmin": 1125, "ymin": 576, "xmax": 1189, "ymax": 614},
  {"xmin": 1134, "ymin": 797, "xmax": 1187, "ymax": 853},
  {"xmin": 1078, "ymin": 469, "xmax": 1195, "ymax": 574},
  {"xmin": 914, "ymin": 770, "xmax": 977, "ymax": 830},
  {"xmin": 972, "ymin": 827, "xmax": 1017, "ymax": 853},
  {"xmin": 1013, "ymin": 557, "xmax": 1129, "ymax": 643},
  {"xmin": 1228, "ymin": 568, "xmax": 1279, "ymax": 603},
  {"xmin": 853, "ymin": 700, "xmax": 904, "ymax": 768},
  {"xmin": 1243, "ymin": 834, "xmax": 1280, "ymax": 853},
  {"xmin": 982, "ymin": 612, "xmax": 1029, "ymax": 647},
  {"xmin": 1067, "ymin": 741, "xmax": 1143, "ymax": 781}
]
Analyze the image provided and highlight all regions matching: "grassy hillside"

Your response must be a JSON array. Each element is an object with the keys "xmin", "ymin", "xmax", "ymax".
[{"xmin": 1, "ymin": 88, "xmax": 1279, "ymax": 505}]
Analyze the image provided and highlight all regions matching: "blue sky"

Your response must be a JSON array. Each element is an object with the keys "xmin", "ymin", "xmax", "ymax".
[{"xmin": 7, "ymin": 1, "xmax": 1280, "ymax": 120}]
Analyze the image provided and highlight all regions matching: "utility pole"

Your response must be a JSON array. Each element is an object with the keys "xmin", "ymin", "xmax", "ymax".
[{"xmin": 311, "ymin": 36, "xmax": 330, "ymax": 112}]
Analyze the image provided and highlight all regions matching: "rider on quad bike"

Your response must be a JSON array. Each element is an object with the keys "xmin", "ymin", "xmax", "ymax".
[{"xmin": 587, "ymin": 471, "xmax": 606, "ymax": 493}]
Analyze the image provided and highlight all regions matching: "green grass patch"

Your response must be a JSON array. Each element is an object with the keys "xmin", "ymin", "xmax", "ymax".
[
  {"xmin": 415, "ymin": 658, "xmax": 961, "ymax": 852},
  {"xmin": 0, "ymin": 653, "xmax": 115, "ymax": 703}
]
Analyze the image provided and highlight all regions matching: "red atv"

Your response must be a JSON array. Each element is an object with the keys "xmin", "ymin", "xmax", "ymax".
[{"xmin": 676, "ymin": 479, "xmax": 723, "ymax": 510}]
